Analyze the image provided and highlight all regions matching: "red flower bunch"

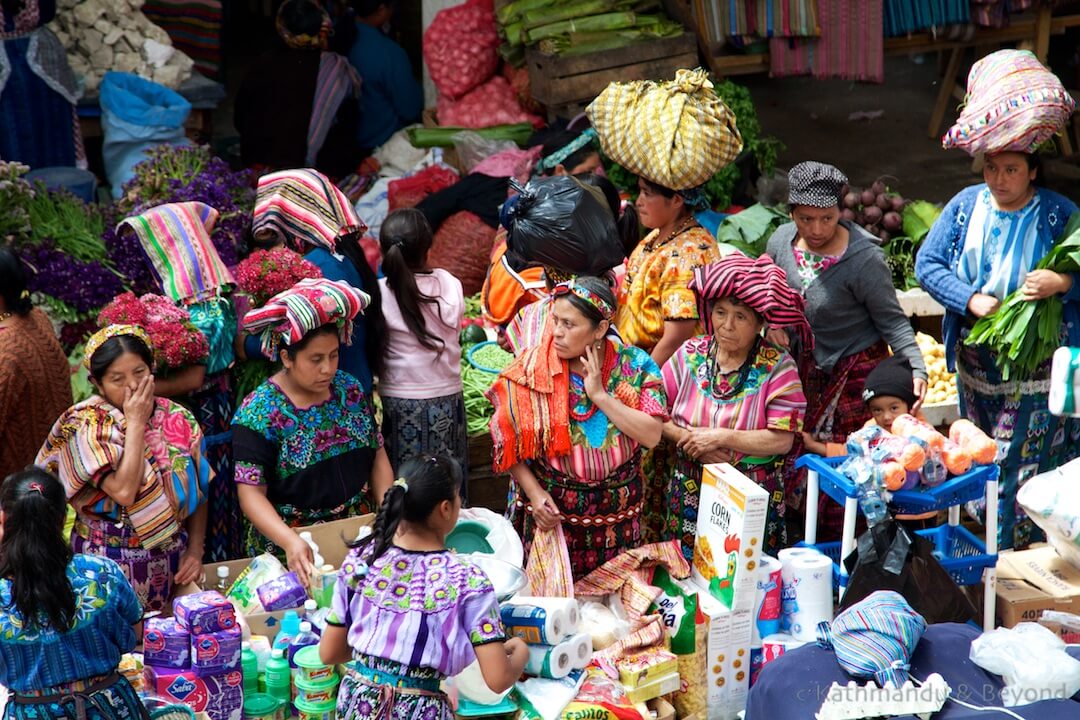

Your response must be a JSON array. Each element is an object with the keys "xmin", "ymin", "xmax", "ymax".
[
  {"xmin": 235, "ymin": 248, "xmax": 322, "ymax": 307},
  {"xmin": 98, "ymin": 292, "xmax": 210, "ymax": 370}
]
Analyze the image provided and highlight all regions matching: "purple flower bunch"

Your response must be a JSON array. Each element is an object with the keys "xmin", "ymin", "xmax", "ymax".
[
  {"xmin": 114, "ymin": 145, "xmax": 255, "ymax": 269},
  {"xmin": 19, "ymin": 242, "xmax": 124, "ymax": 314}
]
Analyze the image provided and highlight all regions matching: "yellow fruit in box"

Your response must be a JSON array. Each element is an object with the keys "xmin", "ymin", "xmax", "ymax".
[{"xmin": 915, "ymin": 332, "xmax": 957, "ymax": 405}]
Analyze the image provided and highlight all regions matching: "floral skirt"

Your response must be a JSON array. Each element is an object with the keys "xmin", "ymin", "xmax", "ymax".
[
  {"xmin": 957, "ymin": 337, "xmax": 1080, "ymax": 550},
  {"xmin": 5, "ymin": 674, "xmax": 148, "ymax": 720},
  {"xmin": 516, "ymin": 454, "xmax": 643, "ymax": 581},
  {"xmin": 71, "ymin": 517, "xmax": 184, "ymax": 614},
  {"xmin": 336, "ymin": 656, "xmax": 451, "ymax": 720},
  {"xmin": 381, "ymin": 393, "xmax": 468, "ymax": 497}
]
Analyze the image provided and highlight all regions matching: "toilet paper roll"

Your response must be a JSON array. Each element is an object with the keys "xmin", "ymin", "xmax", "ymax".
[
  {"xmin": 751, "ymin": 555, "xmax": 784, "ymax": 646},
  {"xmin": 566, "ymin": 633, "xmax": 593, "ymax": 669},
  {"xmin": 781, "ymin": 554, "xmax": 834, "ymax": 642},
  {"xmin": 1050, "ymin": 347, "xmax": 1080, "ymax": 417},
  {"xmin": 516, "ymin": 597, "xmax": 580, "ymax": 636},
  {"xmin": 777, "ymin": 547, "xmax": 822, "ymax": 567},
  {"xmin": 525, "ymin": 642, "xmax": 574, "ymax": 679}
]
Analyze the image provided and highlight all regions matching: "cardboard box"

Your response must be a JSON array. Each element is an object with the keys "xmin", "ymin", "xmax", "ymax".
[
  {"xmin": 186, "ymin": 514, "xmax": 375, "ymax": 639},
  {"xmin": 646, "ymin": 698, "xmax": 675, "ymax": 720},
  {"xmin": 143, "ymin": 666, "xmax": 242, "ymax": 720},
  {"xmin": 623, "ymin": 672, "xmax": 680, "ymax": 704},
  {"xmin": 996, "ymin": 547, "xmax": 1080, "ymax": 627},
  {"xmin": 616, "ymin": 649, "xmax": 678, "ymax": 689},
  {"xmin": 691, "ymin": 464, "xmax": 768, "ymax": 614},
  {"xmin": 694, "ymin": 585, "xmax": 752, "ymax": 720}
]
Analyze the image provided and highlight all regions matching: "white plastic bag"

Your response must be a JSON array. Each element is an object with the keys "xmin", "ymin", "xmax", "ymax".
[
  {"xmin": 457, "ymin": 507, "xmax": 524, "ymax": 568},
  {"xmin": 969, "ymin": 622, "xmax": 1080, "ymax": 706},
  {"xmin": 1017, "ymin": 457, "xmax": 1080, "ymax": 565}
]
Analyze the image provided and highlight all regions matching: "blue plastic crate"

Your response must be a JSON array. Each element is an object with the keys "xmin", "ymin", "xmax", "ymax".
[
  {"xmin": 795, "ymin": 454, "xmax": 998, "ymax": 515},
  {"xmin": 801, "ymin": 524, "xmax": 996, "ymax": 590}
]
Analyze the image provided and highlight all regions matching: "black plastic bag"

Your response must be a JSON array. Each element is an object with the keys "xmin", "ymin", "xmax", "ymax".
[
  {"xmin": 502, "ymin": 176, "xmax": 624, "ymax": 276},
  {"xmin": 840, "ymin": 520, "xmax": 978, "ymax": 625}
]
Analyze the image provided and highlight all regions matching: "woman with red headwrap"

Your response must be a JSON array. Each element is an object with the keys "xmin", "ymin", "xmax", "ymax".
[{"xmin": 656, "ymin": 255, "xmax": 809, "ymax": 556}]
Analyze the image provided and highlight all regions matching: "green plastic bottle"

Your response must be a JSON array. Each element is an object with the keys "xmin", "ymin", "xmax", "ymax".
[
  {"xmin": 265, "ymin": 647, "xmax": 293, "ymax": 719},
  {"xmin": 241, "ymin": 641, "xmax": 259, "ymax": 695}
]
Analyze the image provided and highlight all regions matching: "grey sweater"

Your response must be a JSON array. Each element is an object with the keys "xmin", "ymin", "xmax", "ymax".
[{"xmin": 766, "ymin": 221, "xmax": 927, "ymax": 379}]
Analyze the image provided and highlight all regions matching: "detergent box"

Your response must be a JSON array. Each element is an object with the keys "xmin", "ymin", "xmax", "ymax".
[{"xmin": 691, "ymin": 463, "xmax": 768, "ymax": 613}]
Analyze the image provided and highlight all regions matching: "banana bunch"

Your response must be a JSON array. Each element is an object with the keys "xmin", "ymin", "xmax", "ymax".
[{"xmin": 916, "ymin": 332, "xmax": 958, "ymax": 405}]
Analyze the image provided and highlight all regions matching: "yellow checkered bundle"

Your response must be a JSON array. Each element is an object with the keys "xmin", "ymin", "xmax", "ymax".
[{"xmin": 585, "ymin": 68, "xmax": 743, "ymax": 191}]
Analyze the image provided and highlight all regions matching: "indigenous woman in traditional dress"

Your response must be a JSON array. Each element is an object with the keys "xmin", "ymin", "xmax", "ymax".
[
  {"xmin": 245, "ymin": 168, "xmax": 386, "ymax": 395},
  {"xmin": 233, "ymin": 278, "xmax": 392, "ymax": 585},
  {"xmin": 916, "ymin": 151, "xmax": 1080, "ymax": 549},
  {"xmin": 487, "ymin": 277, "xmax": 667, "ymax": 580},
  {"xmin": 766, "ymin": 162, "xmax": 926, "ymax": 538},
  {"xmin": 121, "ymin": 201, "xmax": 241, "ymax": 562},
  {"xmin": 658, "ymin": 256, "xmax": 809, "ymax": 557},
  {"xmin": 616, "ymin": 178, "xmax": 720, "ymax": 366},
  {"xmin": 37, "ymin": 325, "xmax": 210, "ymax": 613},
  {"xmin": 0, "ymin": 468, "xmax": 147, "ymax": 720}
]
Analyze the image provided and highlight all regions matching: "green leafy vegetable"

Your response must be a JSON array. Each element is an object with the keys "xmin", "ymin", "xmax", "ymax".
[
  {"xmin": 901, "ymin": 200, "xmax": 942, "ymax": 243},
  {"xmin": 965, "ymin": 212, "xmax": 1080, "ymax": 379},
  {"xmin": 714, "ymin": 203, "xmax": 788, "ymax": 258}
]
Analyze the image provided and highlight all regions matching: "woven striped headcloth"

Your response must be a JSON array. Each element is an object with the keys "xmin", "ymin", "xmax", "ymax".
[
  {"xmin": 252, "ymin": 168, "xmax": 367, "ymax": 253},
  {"xmin": 689, "ymin": 254, "xmax": 813, "ymax": 349},
  {"xmin": 120, "ymin": 201, "xmax": 235, "ymax": 303},
  {"xmin": 242, "ymin": 278, "xmax": 370, "ymax": 357},
  {"xmin": 816, "ymin": 590, "xmax": 927, "ymax": 688}
]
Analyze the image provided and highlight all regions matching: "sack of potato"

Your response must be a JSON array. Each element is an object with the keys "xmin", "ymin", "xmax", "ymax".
[{"xmin": 917, "ymin": 332, "xmax": 958, "ymax": 405}]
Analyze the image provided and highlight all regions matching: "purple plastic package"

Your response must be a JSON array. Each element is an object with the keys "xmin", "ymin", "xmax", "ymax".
[
  {"xmin": 144, "ymin": 666, "xmax": 243, "ymax": 720},
  {"xmin": 256, "ymin": 571, "xmax": 308, "ymax": 611},
  {"xmin": 144, "ymin": 617, "xmax": 191, "ymax": 669},
  {"xmin": 190, "ymin": 625, "xmax": 242, "ymax": 677},
  {"xmin": 173, "ymin": 591, "xmax": 237, "ymax": 635}
]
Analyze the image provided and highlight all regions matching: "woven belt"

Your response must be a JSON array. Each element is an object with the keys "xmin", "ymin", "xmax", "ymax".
[
  {"xmin": 73, "ymin": 519, "xmax": 143, "ymax": 549},
  {"xmin": 516, "ymin": 499, "xmax": 643, "ymax": 527},
  {"xmin": 13, "ymin": 673, "xmax": 149, "ymax": 720},
  {"xmin": 349, "ymin": 662, "xmax": 442, "ymax": 693}
]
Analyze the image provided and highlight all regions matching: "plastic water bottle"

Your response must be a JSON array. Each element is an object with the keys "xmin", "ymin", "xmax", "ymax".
[
  {"xmin": 241, "ymin": 641, "xmax": 259, "ymax": 695},
  {"xmin": 265, "ymin": 648, "xmax": 292, "ymax": 718},
  {"xmin": 215, "ymin": 565, "xmax": 230, "ymax": 594},
  {"xmin": 854, "ymin": 465, "xmax": 889, "ymax": 526},
  {"xmin": 298, "ymin": 531, "xmax": 325, "ymax": 567},
  {"xmin": 273, "ymin": 610, "xmax": 300, "ymax": 654},
  {"xmin": 288, "ymin": 621, "xmax": 320, "ymax": 675}
]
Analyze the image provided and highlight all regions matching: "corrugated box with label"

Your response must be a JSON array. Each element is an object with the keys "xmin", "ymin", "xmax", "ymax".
[
  {"xmin": 686, "ymin": 584, "xmax": 754, "ymax": 720},
  {"xmin": 691, "ymin": 464, "xmax": 768, "ymax": 613},
  {"xmin": 181, "ymin": 514, "xmax": 374, "ymax": 638},
  {"xmin": 996, "ymin": 546, "xmax": 1080, "ymax": 627}
]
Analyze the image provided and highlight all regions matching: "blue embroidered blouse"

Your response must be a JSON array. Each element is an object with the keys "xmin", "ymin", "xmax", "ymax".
[{"xmin": 0, "ymin": 555, "xmax": 141, "ymax": 693}]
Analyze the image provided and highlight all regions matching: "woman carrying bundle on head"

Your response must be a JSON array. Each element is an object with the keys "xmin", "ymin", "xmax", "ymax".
[
  {"xmin": 377, "ymin": 209, "xmax": 468, "ymax": 482},
  {"xmin": 244, "ymin": 168, "xmax": 387, "ymax": 396},
  {"xmin": 233, "ymin": 278, "xmax": 392, "ymax": 586},
  {"xmin": 37, "ymin": 325, "xmax": 210, "ymax": 613},
  {"xmin": 0, "ymin": 467, "xmax": 148, "ymax": 720},
  {"xmin": 487, "ymin": 277, "xmax": 668, "ymax": 580}
]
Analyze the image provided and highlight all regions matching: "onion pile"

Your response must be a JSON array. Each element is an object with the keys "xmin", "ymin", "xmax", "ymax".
[
  {"xmin": 841, "ymin": 178, "xmax": 907, "ymax": 244},
  {"xmin": 423, "ymin": 0, "xmax": 501, "ymax": 100},
  {"xmin": 437, "ymin": 76, "xmax": 543, "ymax": 129}
]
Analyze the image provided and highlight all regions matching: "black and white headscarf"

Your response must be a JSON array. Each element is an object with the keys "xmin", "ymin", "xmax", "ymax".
[{"xmin": 787, "ymin": 161, "xmax": 847, "ymax": 208}]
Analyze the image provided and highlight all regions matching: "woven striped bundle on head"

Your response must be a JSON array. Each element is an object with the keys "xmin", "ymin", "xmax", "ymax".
[
  {"xmin": 816, "ymin": 590, "xmax": 927, "ymax": 688},
  {"xmin": 120, "ymin": 201, "xmax": 235, "ymax": 303},
  {"xmin": 252, "ymin": 168, "xmax": 367, "ymax": 252},
  {"xmin": 943, "ymin": 49, "xmax": 1076, "ymax": 156},
  {"xmin": 585, "ymin": 68, "xmax": 742, "ymax": 191},
  {"xmin": 242, "ymin": 277, "xmax": 370, "ymax": 358},
  {"xmin": 690, "ymin": 254, "xmax": 813, "ymax": 349}
]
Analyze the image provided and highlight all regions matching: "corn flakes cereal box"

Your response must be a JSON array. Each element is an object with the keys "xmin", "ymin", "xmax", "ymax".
[{"xmin": 691, "ymin": 463, "xmax": 768, "ymax": 614}]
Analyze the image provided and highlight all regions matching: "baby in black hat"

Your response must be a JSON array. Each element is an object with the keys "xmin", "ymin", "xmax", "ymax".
[{"xmin": 802, "ymin": 355, "xmax": 917, "ymax": 457}]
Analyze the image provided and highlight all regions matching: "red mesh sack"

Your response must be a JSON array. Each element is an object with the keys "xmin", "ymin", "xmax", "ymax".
[
  {"xmin": 387, "ymin": 166, "xmax": 459, "ymax": 210},
  {"xmin": 503, "ymin": 63, "xmax": 542, "ymax": 114},
  {"xmin": 423, "ymin": 0, "xmax": 499, "ymax": 100},
  {"xmin": 437, "ymin": 76, "xmax": 543, "ymax": 129},
  {"xmin": 428, "ymin": 210, "xmax": 497, "ymax": 295}
]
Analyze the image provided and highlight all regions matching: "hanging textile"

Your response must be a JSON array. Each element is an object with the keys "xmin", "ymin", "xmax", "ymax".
[
  {"xmin": 142, "ymin": 0, "xmax": 223, "ymax": 79},
  {"xmin": 770, "ymin": 0, "xmax": 884, "ymax": 82}
]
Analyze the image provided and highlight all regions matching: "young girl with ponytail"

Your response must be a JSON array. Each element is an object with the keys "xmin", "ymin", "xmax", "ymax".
[
  {"xmin": 320, "ymin": 454, "xmax": 528, "ymax": 720},
  {"xmin": 377, "ymin": 209, "xmax": 468, "ymax": 483},
  {"xmin": 0, "ymin": 468, "xmax": 147, "ymax": 719}
]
